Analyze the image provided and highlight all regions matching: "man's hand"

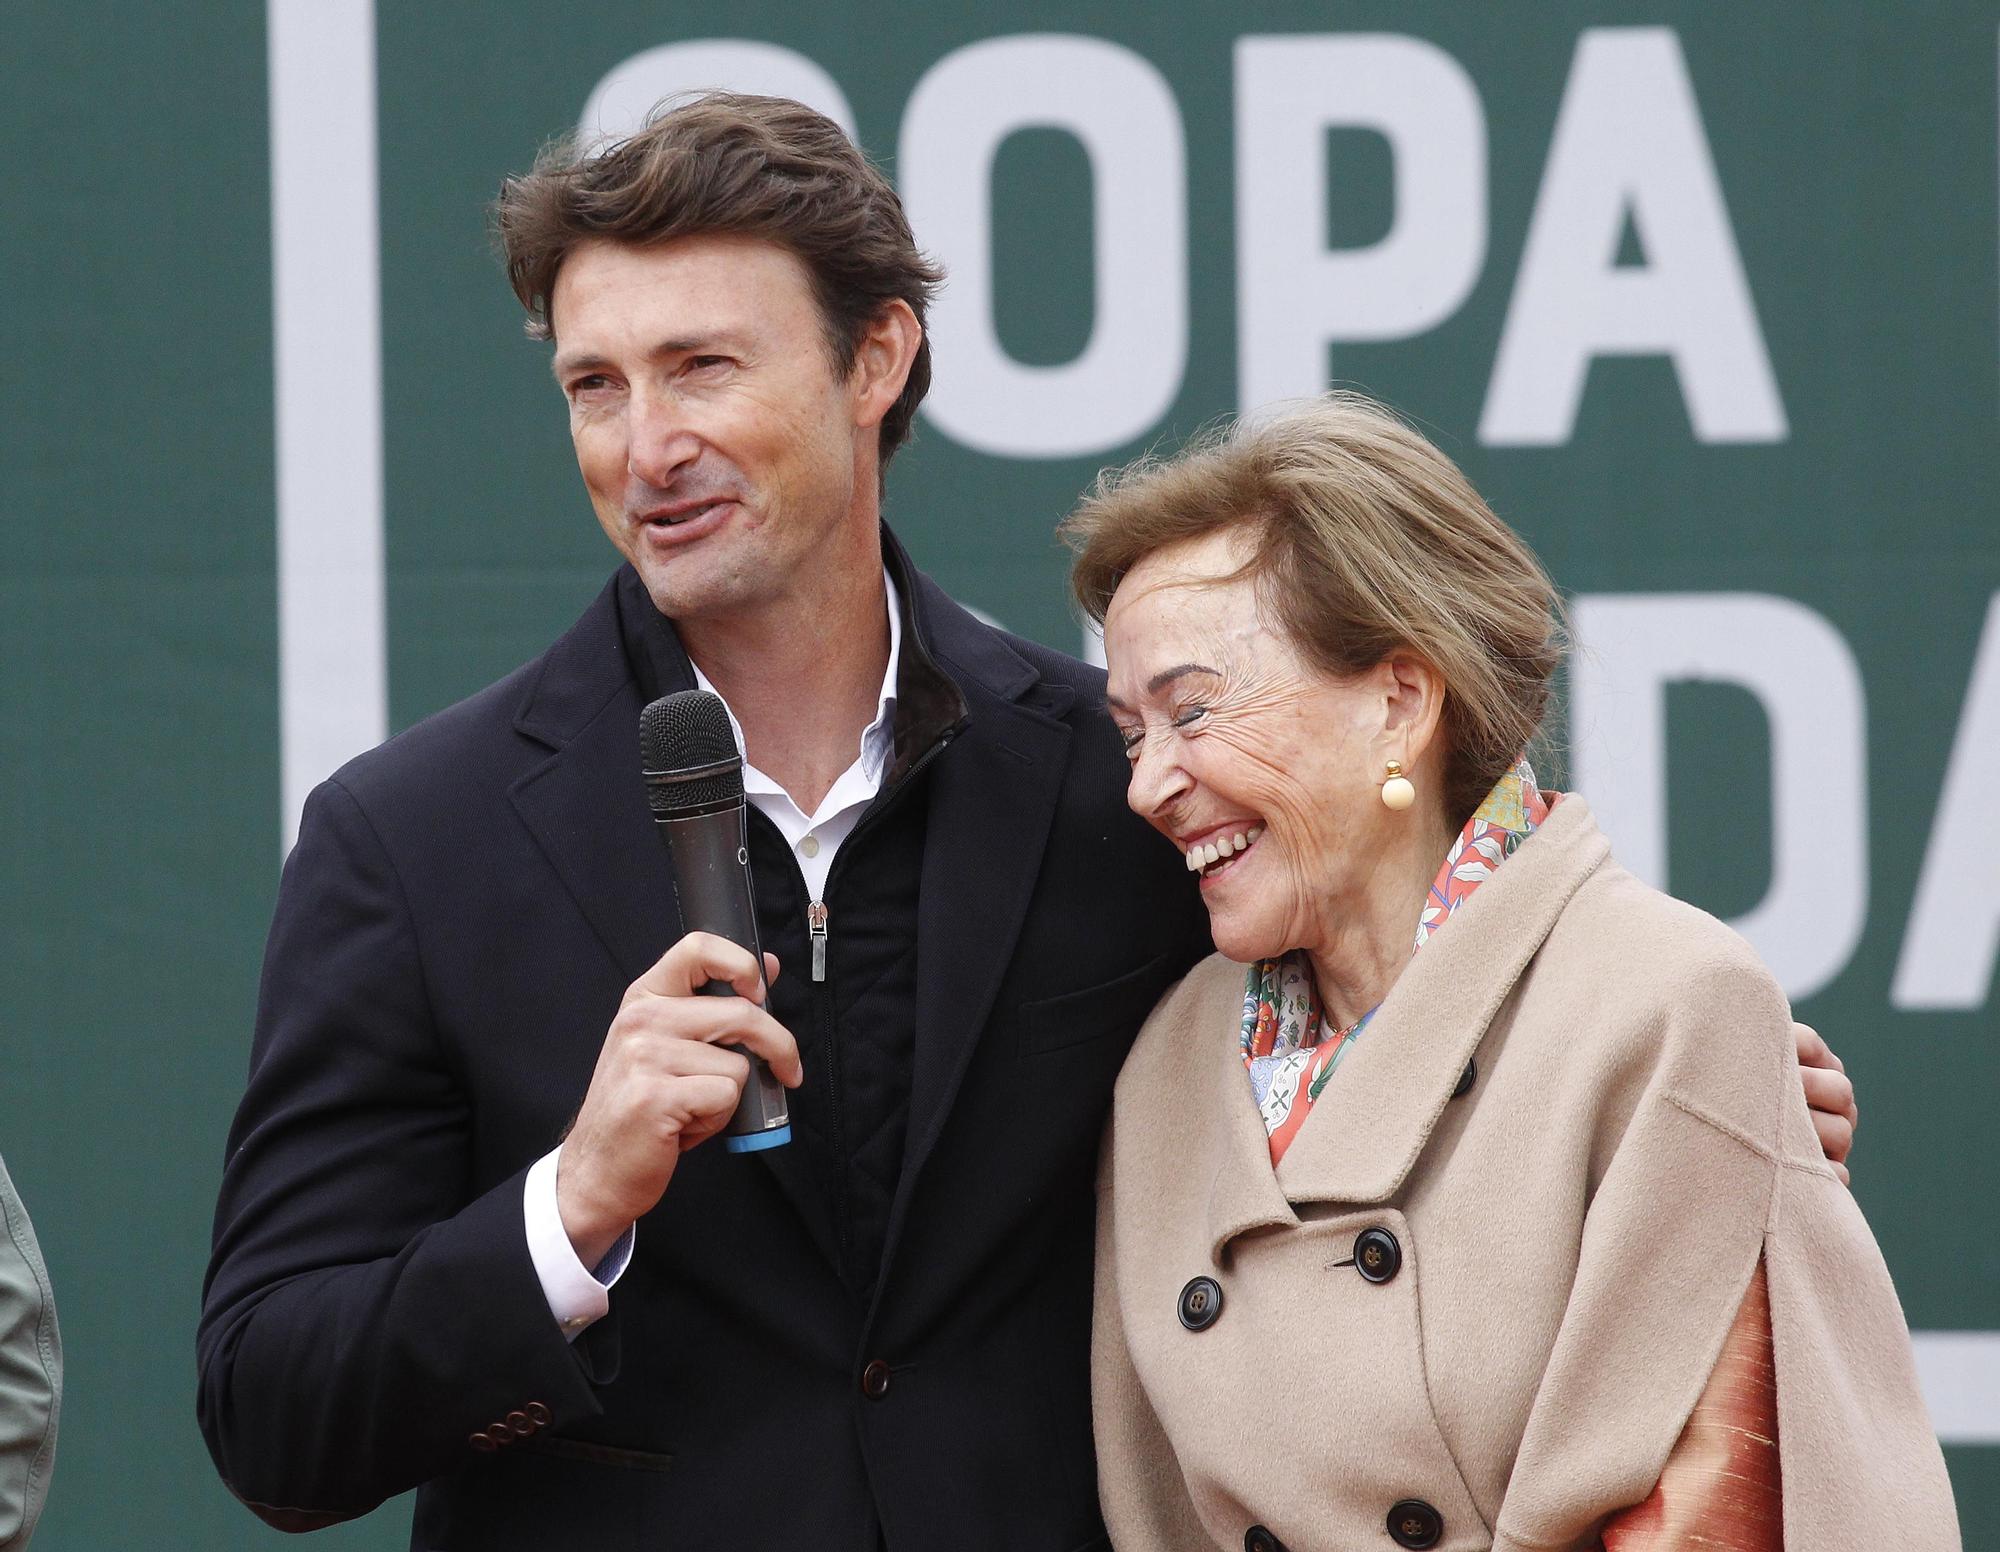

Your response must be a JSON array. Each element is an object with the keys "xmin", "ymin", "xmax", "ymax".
[
  {"xmin": 1795, "ymin": 1021, "xmax": 1858, "ymax": 1185},
  {"xmin": 557, "ymin": 933, "xmax": 802, "ymax": 1267}
]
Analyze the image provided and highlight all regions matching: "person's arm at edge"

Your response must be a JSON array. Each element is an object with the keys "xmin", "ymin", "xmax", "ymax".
[{"xmin": 0, "ymin": 1154, "xmax": 58, "ymax": 1551}]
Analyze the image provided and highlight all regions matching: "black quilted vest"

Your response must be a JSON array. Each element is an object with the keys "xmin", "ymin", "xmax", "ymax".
[{"xmin": 619, "ymin": 537, "xmax": 967, "ymax": 1303}]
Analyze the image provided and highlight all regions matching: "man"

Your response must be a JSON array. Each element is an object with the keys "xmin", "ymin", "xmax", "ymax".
[{"xmin": 198, "ymin": 95, "xmax": 1857, "ymax": 1549}]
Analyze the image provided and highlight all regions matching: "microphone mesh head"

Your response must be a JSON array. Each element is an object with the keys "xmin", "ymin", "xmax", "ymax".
[{"xmin": 641, "ymin": 691, "xmax": 743, "ymax": 815}]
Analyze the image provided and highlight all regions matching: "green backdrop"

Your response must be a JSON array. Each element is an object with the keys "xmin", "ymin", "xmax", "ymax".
[{"xmin": 3, "ymin": 3, "xmax": 1995, "ymax": 1546}]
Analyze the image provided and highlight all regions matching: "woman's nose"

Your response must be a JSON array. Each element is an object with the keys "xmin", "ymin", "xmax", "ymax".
[{"xmin": 1125, "ymin": 739, "xmax": 1190, "ymax": 821}]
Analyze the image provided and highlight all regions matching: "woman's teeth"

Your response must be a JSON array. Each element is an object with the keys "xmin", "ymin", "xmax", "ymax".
[{"xmin": 1187, "ymin": 826, "xmax": 1264, "ymax": 873}]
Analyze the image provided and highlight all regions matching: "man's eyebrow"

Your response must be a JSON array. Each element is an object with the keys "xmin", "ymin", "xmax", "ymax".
[
  {"xmin": 551, "ymin": 335, "xmax": 747, "ymax": 382},
  {"xmin": 549, "ymin": 349, "xmax": 607, "ymax": 383}
]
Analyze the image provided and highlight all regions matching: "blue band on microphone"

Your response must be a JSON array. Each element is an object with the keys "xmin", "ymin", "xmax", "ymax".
[{"xmin": 725, "ymin": 1125, "xmax": 792, "ymax": 1154}]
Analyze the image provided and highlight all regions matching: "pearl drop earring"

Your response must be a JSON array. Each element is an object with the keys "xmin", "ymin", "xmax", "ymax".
[{"xmin": 1380, "ymin": 760, "xmax": 1415, "ymax": 812}]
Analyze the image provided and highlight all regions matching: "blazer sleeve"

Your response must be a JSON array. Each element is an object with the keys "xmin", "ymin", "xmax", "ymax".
[
  {"xmin": 0, "ymin": 1156, "xmax": 57, "ymax": 1551},
  {"xmin": 1490, "ymin": 951, "xmax": 1957, "ymax": 1552},
  {"xmin": 1090, "ymin": 1120, "xmax": 1215, "ymax": 1552},
  {"xmin": 196, "ymin": 779, "xmax": 603, "ymax": 1528}
]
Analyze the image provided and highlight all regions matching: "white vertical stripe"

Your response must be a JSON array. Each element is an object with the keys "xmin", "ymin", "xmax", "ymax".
[
  {"xmin": 1914, "ymin": 1331, "xmax": 2000, "ymax": 1445},
  {"xmin": 269, "ymin": 0, "xmax": 386, "ymax": 850}
]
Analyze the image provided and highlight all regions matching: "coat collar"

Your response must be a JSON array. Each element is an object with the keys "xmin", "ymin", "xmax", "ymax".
[{"xmin": 1203, "ymin": 797, "xmax": 1612, "ymax": 1261}]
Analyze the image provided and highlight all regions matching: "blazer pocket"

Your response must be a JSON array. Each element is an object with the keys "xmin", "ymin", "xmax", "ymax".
[
  {"xmin": 521, "ymin": 1435, "xmax": 675, "ymax": 1473},
  {"xmin": 1019, "ymin": 952, "xmax": 1173, "ymax": 1056}
]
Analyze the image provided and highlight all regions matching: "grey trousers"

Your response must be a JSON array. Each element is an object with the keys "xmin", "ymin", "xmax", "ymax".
[{"xmin": 0, "ymin": 1156, "xmax": 57, "ymax": 1550}]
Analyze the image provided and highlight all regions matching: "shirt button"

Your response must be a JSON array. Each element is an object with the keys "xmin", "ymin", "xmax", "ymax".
[
  {"xmin": 860, "ymin": 1359, "xmax": 893, "ymax": 1399},
  {"xmin": 800, "ymin": 834, "xmax": 821, "ymax": 858},
  {"xmin": 1387, "ymin": 1499, "xmax": 1443, "ymax": 1549},
  {"xmin": 1177, "ymin": 1275, "xmax": 1224, "ymax": 1332},
  {"xmin": 1353, "ymin": 1227, "xmax": 1403, "ymax": 1285}
]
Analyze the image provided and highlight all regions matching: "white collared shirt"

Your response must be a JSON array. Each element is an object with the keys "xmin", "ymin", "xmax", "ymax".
[
  {"xmin": 525, "ymin": 569, "xmax": 903, "ymax": 1337},
  {"xmin": 690, "ymin": 568, "xmax": 901, "ymax": 901}
]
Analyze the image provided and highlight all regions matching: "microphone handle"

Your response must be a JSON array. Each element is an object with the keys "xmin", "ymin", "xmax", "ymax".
[{"xmin": 653, "ymin": 803, "xmax": 792, "ymax": 1152}]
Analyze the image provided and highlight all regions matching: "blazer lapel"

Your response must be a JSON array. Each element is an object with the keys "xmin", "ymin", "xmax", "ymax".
[
  {"xmin": 1273, "ymin": 798, "xmax": 1612, "ymax": 1207},
  {"xmin": 508, "ymin": 582, "xmax": 680, "ymax": 984},
  {"xmin": 905, "ymin": 684, "xmax": 1073, "ymax": 1183},
  {"xmin": 863, "ymin": 581, "xmax": 1075, "ymax": 1293}
]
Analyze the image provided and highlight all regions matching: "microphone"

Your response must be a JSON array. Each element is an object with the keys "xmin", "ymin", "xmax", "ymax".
[{"xmin": 640, "ymin": 690, "xmax": 792, "ymax": 1154}]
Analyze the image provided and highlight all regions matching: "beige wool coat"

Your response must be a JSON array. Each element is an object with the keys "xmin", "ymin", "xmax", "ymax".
[{"xmin": 1093, "ymin": 797, "xmax": 1957, "ymax": 1552}]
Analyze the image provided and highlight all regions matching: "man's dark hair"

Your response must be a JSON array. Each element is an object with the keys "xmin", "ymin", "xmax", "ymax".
[{"xmin": 494, "ymin": 92, "xmax": 945, "ymax": 468}]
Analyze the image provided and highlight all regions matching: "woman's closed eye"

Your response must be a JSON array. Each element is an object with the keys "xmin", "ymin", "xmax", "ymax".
[{"xmin": 1171, "ymin": 706, "xmax": 1208, "ymax": 729}]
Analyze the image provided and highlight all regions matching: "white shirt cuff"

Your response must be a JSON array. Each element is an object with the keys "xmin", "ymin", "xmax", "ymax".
[{"xmin": 524, "ymin": 1145, "xmax": 633, "ymax": 1341}]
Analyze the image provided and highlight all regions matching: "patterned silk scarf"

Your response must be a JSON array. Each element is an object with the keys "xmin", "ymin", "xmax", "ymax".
[{"xmin": 1241, "ymin": 758, "xmax": 1552, "ymax": 1164}]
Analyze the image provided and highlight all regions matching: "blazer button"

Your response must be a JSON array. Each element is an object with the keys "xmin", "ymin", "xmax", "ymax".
[
  {"xmin": 1387, "ymin": 1499, "xmax": 1443, "ymax": 1549},
  {"xmin": 483, "ymin": 1423, "xmax": 514, "ymax": 1449},
  {"xmin": 1244, "ymin": 1525, "xmax": 1287, "ymax": 1552},
  {"xmin": 524, "ymin": 1401, "xmax": 552, "ymax": 1426},
  {"xmin": 1177, "ymin": 1275, "xmax": 1224, "ymax": 1332},
  {"xmin": 1354, "ymin": 1227, "xmax": 1402, "ymax": 1285},
  {"xmin": 505, "ymin": 1410, "xmax": 534, "ymax": 1438},
  {"xmin": 1452, "ymin": 1057, "xmax": 1476, "ymax": 1098},
  {"xmin": 468, "ymin": 1430, "xmax": 499, "ymax": 1452},
  {"xmin": 860, "ymin": 1359, "xmax": 893, "ymax": 1400}
]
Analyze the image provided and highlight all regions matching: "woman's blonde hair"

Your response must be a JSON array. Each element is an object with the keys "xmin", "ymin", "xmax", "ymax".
[{"xmin": 1063, "ymin": 392, "xmax": 1565, "ymax": 824}]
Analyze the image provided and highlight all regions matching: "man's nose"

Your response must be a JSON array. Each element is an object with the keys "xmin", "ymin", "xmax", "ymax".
[{"xmin": 626, "ymin": 389, "xmax": 701, "ymax": 488}]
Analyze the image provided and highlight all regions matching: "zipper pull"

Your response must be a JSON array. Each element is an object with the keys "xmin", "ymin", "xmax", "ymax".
[{"xmin": 808, "ymin": 901, "xmax": 829, "ymax": 982}]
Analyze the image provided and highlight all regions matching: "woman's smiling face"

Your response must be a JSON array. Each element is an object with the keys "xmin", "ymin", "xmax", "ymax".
[{"xmin": 1103, "ymin": 528, "xmax": 1400, "ymax": 966}]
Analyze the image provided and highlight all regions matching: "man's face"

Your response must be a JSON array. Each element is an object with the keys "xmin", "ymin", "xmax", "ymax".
[{"xmin": 550, "ymin": 234, "xmax": 871, "ymax": 622}]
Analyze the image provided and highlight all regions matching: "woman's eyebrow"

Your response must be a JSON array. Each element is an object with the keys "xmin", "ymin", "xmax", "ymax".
[
  {"xmin": 1105, "ymin": 662, "xmax": 1221, "ymax": 713},
  {"xmin": 1147, "ymin": 662, "xmax": 1220, "ymax": 694}
]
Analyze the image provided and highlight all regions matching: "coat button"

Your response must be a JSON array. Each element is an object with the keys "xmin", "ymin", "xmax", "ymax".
[
  {"xmin": 860, "ymin": 1359, "xmax": 893, "ymax": 1400},
  {"xmin": 483, "ymin": 1423, "xmax": 514, "ymax": 1449},
  {"xmin": 1387, "ymin": 1499, "xmax": 1443, "ymax": 1549},
  {"xmin": 524, "ymin": 1401, "xmax": 552, "ymax": 1426},
  {"xmin": 1177, "ymin": 1275, "xmax": 1224, "ymax": 1332},
  {"xmin": 1452, "ymin": 1057, "xmax": 1476, "ymax": 1098},
  {"xmin": 1244, "ymin": 1526, "xmax": 1287, "ymax": 1552},
  {"xmin": 506, "ymin": 1410, "xmax": 534, "ymax": 1437},
  {"xmin": 1354, "ymin": 1227, "xmax": 1402, "ymax": 1284},
  {"xmin": 468, "ymin": 1430, "xmax": 499, "ymax": 1452}
]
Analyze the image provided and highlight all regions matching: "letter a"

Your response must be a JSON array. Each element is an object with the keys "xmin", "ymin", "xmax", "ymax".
[{"xmin": 1480, "ymin": 28, "xmax": 1786, "ymax": 446}]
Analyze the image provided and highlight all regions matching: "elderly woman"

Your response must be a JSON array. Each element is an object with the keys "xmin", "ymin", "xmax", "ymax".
[{"xmin": 1069, "ymin": 394, "xmax": 1955, "ymax": 1552}]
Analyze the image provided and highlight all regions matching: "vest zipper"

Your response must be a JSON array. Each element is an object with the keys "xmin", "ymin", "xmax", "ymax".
[{"xmin": 808, "ymin": 900, "xmax": 829, "ymax": 982}]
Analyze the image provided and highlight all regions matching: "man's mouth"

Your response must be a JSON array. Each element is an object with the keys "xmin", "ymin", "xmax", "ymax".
[
  {"xmin": 632, "ymin": 499, "xmax": 737, "ymax": 547},
  {"xmin": 639, "ymin": 498, "xmax": 731, "ymax": 528}
]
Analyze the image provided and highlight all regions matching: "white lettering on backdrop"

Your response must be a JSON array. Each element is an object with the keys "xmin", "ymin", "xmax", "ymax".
[
  {"xmin": 1570, "ymin": 594, "xmax": 1867, "ymax": 1000},
  {"xmin": 900, "ymin": 35, "xmax": 1187, "ymax": 457},
  {"xmin": 271, "ymin": 0, "xmax": 387, "ymax": 852},
  {"xmin": 1480, "ymin": 29, "xmax": 1788, "ymax": 446},
  {"xmin": 1894, "ymin": 593, "xmax": 2000, "ymax": 1010},
  {"xmin": 1234, "ymin": 35, "xmax": 1487, "ymax": 412}
]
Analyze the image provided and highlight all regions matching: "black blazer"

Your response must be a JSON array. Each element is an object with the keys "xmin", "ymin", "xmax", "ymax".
[{"xmin": 198, "ymin": 550, "xmax": 1211, "ymax": 1551}]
